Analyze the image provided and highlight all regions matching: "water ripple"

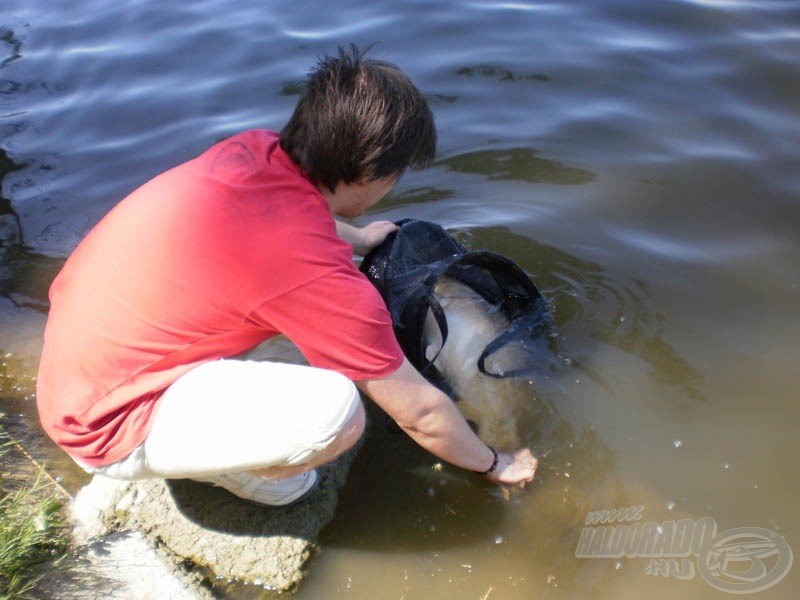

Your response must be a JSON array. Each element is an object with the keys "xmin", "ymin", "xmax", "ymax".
[
  {"xmin": 282, "ymin": 16, "xmax": 398, "ymax": 40},
  {"xmin": 605, "ymin": 227, "xmax": 785, "ymax": 265}
]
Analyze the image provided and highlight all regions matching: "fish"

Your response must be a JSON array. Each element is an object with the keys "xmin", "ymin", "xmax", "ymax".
[
  {"xmin": 422, "ymin": 277, "xmax": 531, "ymax": 449},
  {"xmin": 360, "ymin": 218, "xmax": 552, "ymax": 451}
]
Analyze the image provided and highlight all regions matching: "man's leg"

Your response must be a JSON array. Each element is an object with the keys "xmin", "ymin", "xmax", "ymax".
[
  {"xmin": 251, "ymin": 400, "xmax": 365, "ymax": 480},
  {"xmin": 135, "ymin": 359, "xmax": 364, "ymax": 505}
]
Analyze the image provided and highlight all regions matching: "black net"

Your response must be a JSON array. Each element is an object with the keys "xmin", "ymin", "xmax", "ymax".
[{"xmin": 360, "ymin": 218, "xmax": 552, "ymax": 379}]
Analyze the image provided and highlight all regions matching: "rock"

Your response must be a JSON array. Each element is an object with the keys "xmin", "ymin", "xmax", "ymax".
[
  {"xmin": 71, "ymin": 448, "xmax": 358, "ymax": 594},
  {"xmin": 36, "ymin": 530, "xmax": 214, "ymax": 600}
]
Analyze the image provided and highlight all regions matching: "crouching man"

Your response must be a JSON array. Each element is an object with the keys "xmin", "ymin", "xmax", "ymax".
[{"xmin": 37, "ymin": 46, "xmax": 537, "ymax": 507}]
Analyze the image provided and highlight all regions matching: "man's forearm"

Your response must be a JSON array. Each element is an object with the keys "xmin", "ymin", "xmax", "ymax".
[
  {"xmin": 335, "ymin": 221, "xmax": 364, "ymax": 251},
  {"xmin": 400, "ymin": 391, "xmax": 496, "ymax": 473},
  {"xmin": 357, "ymin": 359, "xmax": 494, "ymax": 473}
]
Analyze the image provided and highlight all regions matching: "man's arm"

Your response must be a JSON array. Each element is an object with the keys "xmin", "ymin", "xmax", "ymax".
[
  {"xmin": 335, "ymin": 220, "xmax": 398, "ymax": 257},
  {"xmin": 357, "ymin": 358, "xmax": 538, "ymax": 485}
]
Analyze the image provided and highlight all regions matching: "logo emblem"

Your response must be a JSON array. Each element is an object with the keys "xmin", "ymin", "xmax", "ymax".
[{"xmin": 698, "ymin": 527, "xmax": 793, "ymax": 594}]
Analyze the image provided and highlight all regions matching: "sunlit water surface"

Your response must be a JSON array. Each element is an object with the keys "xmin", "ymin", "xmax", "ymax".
[{"xmin": 1, "ymin": 1, "xmax": 798, "ymax": 598}]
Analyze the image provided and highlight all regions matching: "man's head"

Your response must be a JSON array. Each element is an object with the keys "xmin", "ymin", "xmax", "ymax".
[{"xmin": 280, "ymin": 45, "xmax": 437, "ymax": 194}]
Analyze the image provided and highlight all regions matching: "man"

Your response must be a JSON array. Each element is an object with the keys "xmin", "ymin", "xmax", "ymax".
[{"xmin": 37, "ymin": 46, "xmax": 537, "ymax": 507}]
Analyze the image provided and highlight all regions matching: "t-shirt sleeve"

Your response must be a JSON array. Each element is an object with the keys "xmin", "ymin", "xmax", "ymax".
[{"xmin": 247, "ymin": 267, "xmax": 405, "ymax": 380}]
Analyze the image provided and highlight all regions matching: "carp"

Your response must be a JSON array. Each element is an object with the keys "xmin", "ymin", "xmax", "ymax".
[{"xmin": 360, "ymin": 219, "xmax": 552, "ymax": 450}]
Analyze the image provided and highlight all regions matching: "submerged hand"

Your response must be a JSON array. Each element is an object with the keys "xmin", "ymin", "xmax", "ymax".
[{"xmin": 484, "ymin": 447, "xmax": 538, "ymax": 486}]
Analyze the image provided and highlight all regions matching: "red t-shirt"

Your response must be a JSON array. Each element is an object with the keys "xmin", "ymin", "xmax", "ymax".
[{"xmin": 36, "ymin": 130, "xmax": 404, "ymax": 466}]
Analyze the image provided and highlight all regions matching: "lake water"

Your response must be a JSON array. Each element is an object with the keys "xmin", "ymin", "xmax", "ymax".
[{"xmin": 1, "ymin": 1, "xmax": 798, "ymax": 598}]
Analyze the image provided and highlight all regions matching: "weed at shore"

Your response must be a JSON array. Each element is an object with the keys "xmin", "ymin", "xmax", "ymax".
[{"xmin": 0, "ymin": 426, "xmax": 70, "ymax": 600}]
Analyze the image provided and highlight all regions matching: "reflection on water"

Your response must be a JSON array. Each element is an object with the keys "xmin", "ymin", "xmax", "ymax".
[
  {"xmin": 1, "ymin": 149, "xmax": 63, "ymax": 314},
  {"xmin": 0, "ymin": 27, "xmax": 22, "ymax": 70},
  {"xmin": 0, "ymin": 150, "xmax": 25, "ymax": 274},
  {"xmin": 279, "ymin": 80, "xmax": 306, "ymax": 96},
  {"xmin": 439, "ymin": 148, "xmax": 596, "ymax": 185},
  {"xmin": 378, "ymin": 186, "xmax": 456, "ymax": 212},
  {"xmin": 424, "ymin": 93, "xmax": 458, "ymax": 105},
  {"xmin": 456, "ymin": 64, "xmax": 551, "ymax": 83}
]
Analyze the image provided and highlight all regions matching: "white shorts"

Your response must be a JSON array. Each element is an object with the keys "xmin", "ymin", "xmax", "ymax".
[{"xmin": 75, "ymin": 359, "xmax": 360, "ymax": 480}]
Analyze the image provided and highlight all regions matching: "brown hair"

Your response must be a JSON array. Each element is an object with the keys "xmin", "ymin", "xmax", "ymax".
[{"xmin": 280, "ymin": 45, "xmax": 437, "ymax": 192}]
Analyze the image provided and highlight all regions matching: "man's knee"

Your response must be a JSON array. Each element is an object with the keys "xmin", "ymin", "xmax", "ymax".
[{"xmin": 338, "ymin": 397, "xmax": 366, "ymax": 449}]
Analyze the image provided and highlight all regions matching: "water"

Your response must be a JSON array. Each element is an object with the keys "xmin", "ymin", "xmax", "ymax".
[{"xmin": 2, "ymin": 1, "xmax": 798, "ymax": 598}]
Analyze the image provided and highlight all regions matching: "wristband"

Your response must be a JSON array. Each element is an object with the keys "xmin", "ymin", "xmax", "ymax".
[{"xmin": 480, "ymin": 446, "xmax": 499, "ymax": 475}]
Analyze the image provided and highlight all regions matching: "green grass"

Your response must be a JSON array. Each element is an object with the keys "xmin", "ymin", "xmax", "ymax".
[{"xmin": 0, "ymin": 429, "xmax": 70, "ymax": 600}]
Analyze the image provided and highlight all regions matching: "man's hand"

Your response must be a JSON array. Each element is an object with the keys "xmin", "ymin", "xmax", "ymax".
[
  {"xmin": 336, "ymin": 219, "xmax": 398, "ymax": 256},
  {"xmin": 353, "ymin": 220, "xmax": 398, "ymax": 256},
  {"xmin": 484, "ymin": 447, "xmax": 538, "ymax": 486}
]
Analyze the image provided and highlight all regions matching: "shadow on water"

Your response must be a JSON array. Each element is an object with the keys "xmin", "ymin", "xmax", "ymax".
[
  {"xmin": 321, "ymin": 401, "xmax": 507, "ymax": 553},
  {"xmin": 437, "ymin": 147, "xmax": 596, "ymax": 185},
  {"xmin": 318, "ymin": 353, "xmax": 644, "ymax": 598}
]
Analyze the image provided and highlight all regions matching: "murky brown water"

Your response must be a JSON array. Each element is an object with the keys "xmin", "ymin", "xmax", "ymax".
[{"xmin": 2, "ymin": 1, "xmax": 798, "ymax": 598}]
